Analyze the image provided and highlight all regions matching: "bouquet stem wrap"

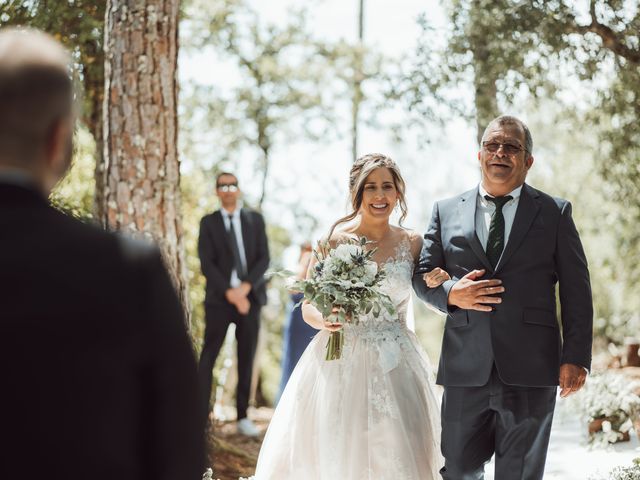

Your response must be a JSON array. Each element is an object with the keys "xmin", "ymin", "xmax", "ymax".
[{"xmin": 325, "ymin": 330, "xmax": 344, "ymax": 361}]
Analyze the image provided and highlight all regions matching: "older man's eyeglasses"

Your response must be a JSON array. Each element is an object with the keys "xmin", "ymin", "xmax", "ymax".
[
  {"xmin": 482, "ymin": 141, "xmax": 527, "ymax": 156},
  {"xmin": 217, "ymin": 183, "xmax": 238, "ymax": 193}
]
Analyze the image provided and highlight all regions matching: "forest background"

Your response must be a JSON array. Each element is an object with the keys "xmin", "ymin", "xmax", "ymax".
[{"xmin": 1, "ymin": 0, "xmax": 638, "ymax": 406}]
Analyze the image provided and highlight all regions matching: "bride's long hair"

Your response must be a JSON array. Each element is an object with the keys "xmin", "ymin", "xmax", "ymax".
[{"xmin": 327, "ymin": 153, "xmax": 408, "ymax": 240}]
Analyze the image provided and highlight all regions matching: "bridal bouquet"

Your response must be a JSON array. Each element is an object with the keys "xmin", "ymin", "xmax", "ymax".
[{"xmin": 291, "ymin": 236, "xmax": 395, "ymax": 360}]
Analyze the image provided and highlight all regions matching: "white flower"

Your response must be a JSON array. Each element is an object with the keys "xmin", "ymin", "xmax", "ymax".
[
  {"xmin": 364, "ymin": 261, "xmax": 378, "ymax": 282},
  {"xmin": 332, "ymin": 243, "xmax": 361, "ymax": 262},
  {"xmin": 619, "ymin": 418, "xmax": 633, "ymax": 433},
  {"xmin": 601, "ymin": 420, "xmax": 612, "ymax": 433},
  {"xmin": 322, "ymin": 256, "xmax": 336, "ymax": 269}
]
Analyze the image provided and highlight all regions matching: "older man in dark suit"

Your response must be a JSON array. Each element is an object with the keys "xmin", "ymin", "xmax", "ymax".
[
  {"xmin": 0, "ymin": 28, "xmax": 204, "ymax": 480},
  {"xmin": 198, "ymin": 172, "xmax": 270, "ymax": 436},
  {"xmin": 414, "ymin": 115, "xmax": 593, "ymax": 479}
]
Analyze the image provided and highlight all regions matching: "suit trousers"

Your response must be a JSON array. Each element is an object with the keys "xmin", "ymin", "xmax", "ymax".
[
  {"xmin": 440, "ymin": 365, "xmax": 556, "ymax": 480},
  {"xmin": 199, "ymin": 300, "xmax": 261, "ymax": 421}
]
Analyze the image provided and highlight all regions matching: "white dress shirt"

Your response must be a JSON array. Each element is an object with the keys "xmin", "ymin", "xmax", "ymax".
[
  {"xmin": 221, "ymin": 207, "xmax": 247, "ymax": 288},
  {"xmin": 475, "ymin": 184, "xmax": 523, "ymax": 263}
]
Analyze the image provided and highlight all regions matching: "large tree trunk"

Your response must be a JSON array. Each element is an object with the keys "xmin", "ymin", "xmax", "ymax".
[
  {"xmin": 469, "ymin": 1, "xmax": 499, "ymax": 145},
  {"xmin": 102, "ymin": 0, "xmax": 190, "ymax": 324}
]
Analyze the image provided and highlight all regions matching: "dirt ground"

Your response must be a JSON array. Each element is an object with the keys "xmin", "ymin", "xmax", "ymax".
[{"xmin": 206, "ymin": 407, "xmax": 273, "ymax": 480}]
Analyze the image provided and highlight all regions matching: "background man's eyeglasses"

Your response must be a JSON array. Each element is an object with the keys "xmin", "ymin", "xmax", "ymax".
[
  {"xmin": 482, "ymin": 142, "xmax": 527, "ymax": 156},
  {"xmin": 217, "ymin": 184, "xmax": 239, "ymax": 192}
]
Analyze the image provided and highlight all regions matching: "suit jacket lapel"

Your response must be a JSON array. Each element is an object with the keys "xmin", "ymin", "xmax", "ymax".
[
  {"xmin": 213, "ymin": 210, "xmax": 234, "ymax": 256},
  {"xmin": 239, "ymin": 208, "xmax": 252, "ymax": 258},
  {"xmin": 458, "ymin": 187, "xmax": 493, "ymax": 271},
  {"xmin": 497, "ymin": 183, "xmax": 541, "ymax": 272}
]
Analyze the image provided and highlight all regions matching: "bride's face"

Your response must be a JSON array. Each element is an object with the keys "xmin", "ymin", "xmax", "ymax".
[{"xmin": 359, "ymin": 167, "xmax": 398, "ymax": 220}]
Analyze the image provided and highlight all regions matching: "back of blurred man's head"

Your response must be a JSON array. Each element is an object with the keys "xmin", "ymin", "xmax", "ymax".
[{"xmin": 0, "ymin": 27, "xmax": 74, "ymax": 193}]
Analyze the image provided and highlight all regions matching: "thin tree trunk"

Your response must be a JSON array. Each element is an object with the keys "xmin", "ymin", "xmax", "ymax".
[
  {"xmin": 352, "ymin": 0, "xmax": 364, "ymax": 163},
  {"xmin": 103, "ymin": 0, "xmax": 190, "ymax": 324},
  {"xmin": 257, "ymin": 149, "xmax": 269, "ymax": 212},
  {"xmin": 472, "ymin": 60, "xmax": 498, "ymax": 145},
  {"xmin": 257, "ymin": 117, "xmax": 270, "ymax": 211}
]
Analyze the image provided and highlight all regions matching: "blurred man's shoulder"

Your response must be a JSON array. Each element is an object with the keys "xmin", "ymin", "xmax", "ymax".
[
  {"xmin": 53, "ymin": 210, "xmax": 161, "ymax": 266},
  {"xmin": 241, "ymin": 207, "xmax": 266, "ymax": 226}
]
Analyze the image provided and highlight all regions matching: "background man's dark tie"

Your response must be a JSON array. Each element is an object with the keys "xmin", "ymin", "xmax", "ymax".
[
  {"xmin": 485, "ymin": 195, "xmax": 513, "ymax": 269},
  {"xmin": 227, "ymin": 218, "xmax": 246, "ymax": 278}
]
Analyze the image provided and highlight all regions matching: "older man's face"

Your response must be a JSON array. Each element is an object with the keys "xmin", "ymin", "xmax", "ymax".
[{"xmin": 478, "ymin": 122, "xmax": 533, "ymax": 196}]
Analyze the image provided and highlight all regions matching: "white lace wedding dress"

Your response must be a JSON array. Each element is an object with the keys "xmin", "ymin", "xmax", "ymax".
[{"xmin": 252, "ymin": 238, "xmax": 443, "ymax": 479}]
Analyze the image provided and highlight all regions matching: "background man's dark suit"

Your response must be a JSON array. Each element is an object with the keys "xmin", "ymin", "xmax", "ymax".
[
  {"xmin": 0, "ymin": 183, "xmax": 205, "ymax": 480},
  {"xmin": 413, "ymin": 183, "xmax": 593, "ymax": 479},
  {"xmin": 198, "ymin": 207, "xmax": 269, "ymax": 421}
]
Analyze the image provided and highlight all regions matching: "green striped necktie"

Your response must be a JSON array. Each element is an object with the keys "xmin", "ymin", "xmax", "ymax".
[{"xmin": 485, "ymin": 195, "xmax": 513, "ymax": 269}]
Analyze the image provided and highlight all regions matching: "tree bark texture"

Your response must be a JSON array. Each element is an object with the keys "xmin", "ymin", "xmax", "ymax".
[
  {"xmin": 469, "ymin": 0, "xmax": 499, "ymax": 145},
  {"xmin": 472, "ymin": 47, "xmax": 498, "ymax": 146},
  {"xmin": 103, "ymin": 0, "xmax": 190, "ymax": 324}
]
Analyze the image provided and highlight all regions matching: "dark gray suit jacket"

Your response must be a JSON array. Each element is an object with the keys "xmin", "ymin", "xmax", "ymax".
[
  {"xmin": 413, "ymin": 183, "xmax": 593, "ymax": 387},
  {"xmin": 0, "ymin": 183, "xmax": 204, "ymax": 480},
  {"xmin": 198, "ymin": 208, "xmax": 270, "ymax": 306}
]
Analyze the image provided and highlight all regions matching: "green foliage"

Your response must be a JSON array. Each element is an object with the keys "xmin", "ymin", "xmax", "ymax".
[
  {"xmin": 50, "ymin": 127, "xmax": 96, "ymax": 222},
  {"xmin": 525, "ymin": 103, "xmax": 639, "ymax": 344},
  {"xmin": 396, "ymin": 0, "xmax": 640, "ymax": 343},
  {"xmin": 181, "ymin": 0, "xmax": 359, "ymax": 209},
  {"xmin": 398, "ymin": 1, "xmax": 639, "ymax": 135},
  {"xmin": 589, "ymin": 458, "xmax": 640, "ymax": 480},
  {"xmin": 0, "ymin": 0, "xmax": 105, "ymax": 139},
  {"xmin": 180, "ymin": 165, "xmax": 219, "ymax": 345}
]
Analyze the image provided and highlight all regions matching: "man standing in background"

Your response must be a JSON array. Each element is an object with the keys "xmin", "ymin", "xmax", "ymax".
[{"xmin": 198, "ymin": 172, "xmax": 270, "ymax": 436}]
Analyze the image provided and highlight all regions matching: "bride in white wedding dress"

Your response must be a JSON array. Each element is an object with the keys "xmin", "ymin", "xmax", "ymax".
[{"xmin": 252, "ymin": 154, "xmax": 445, "ymax": 479}]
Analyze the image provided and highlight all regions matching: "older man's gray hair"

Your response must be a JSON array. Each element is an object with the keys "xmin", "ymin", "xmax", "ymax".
[{"xmin": 481, "ymin": 115, "xmax": 533, "ymax": 156}]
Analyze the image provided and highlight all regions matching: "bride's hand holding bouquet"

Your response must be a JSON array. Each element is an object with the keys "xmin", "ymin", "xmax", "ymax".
[{"xmin": 293, "ymin": 236, "xmax": 395, "ymax": 360}]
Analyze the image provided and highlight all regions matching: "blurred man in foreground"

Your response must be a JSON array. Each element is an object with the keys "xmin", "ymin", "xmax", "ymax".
[{"xmin": 0, "ymin": 27, "xmax": 204, "ymax": 480}]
